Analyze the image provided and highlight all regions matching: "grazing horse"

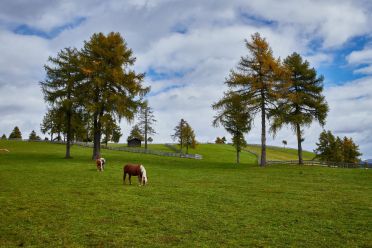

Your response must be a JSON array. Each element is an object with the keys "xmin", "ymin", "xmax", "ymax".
[
  {"xmin": 123, "ymin": 164, "xmax": 148, "ymax": 186},
  {"xmin": 96, "ymin": 157, "xmax": 106, "ymax": 172}
]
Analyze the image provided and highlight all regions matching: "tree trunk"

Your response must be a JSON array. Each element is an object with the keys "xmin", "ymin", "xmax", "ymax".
[
  {"xmin": 236, "ymin": 144, "xmax": 240, "ymax": 164},
  {"xmin": 92, "ymin": 113, "xmax": 101, "ymax": 159},
  {"xmin": 260, "ymin": 98, "xmax": 266, "ymax": 167},
  {"xmin": 296, "ymin": 123, "xmax": 303, "ymax": 165},
  {"xmin": 186, "ymin": 144, "xmax": 189, "ymax": 154},
  {"xmin": 145, "ymin": 109, "xmax": 148, "ymax": 150},
  {"xmin": 65, "ymin": 110, "xmax": 72, "ymax": 159}
]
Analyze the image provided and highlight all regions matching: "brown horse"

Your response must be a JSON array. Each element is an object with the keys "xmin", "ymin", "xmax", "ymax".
[{"xmin": 123, "ymin": 164, "xmax": 148, "ymax": 186}]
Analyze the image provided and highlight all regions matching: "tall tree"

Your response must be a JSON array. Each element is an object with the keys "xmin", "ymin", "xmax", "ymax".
[
  {"xmin": 128, "ymin": 124, "xmax": 144, "ymax": 141},
  {"xmin": 314, "ymin": 130, "xmax": 335, "ymax": 162},
  {"xmin": 111, "ymin": 125, "xmax": 122, "ymax": 143},
  {"xmin": 137, "ymin": 102, "xmax": 156, "ymax": 150},
  {"xmin": 342, "ymin": 137, "xmax": 362, "ymax": 163},
  {"xmin": 224, "ymin": 33, "xmax": 284, "ymax": 166},
  {"xmin": 314, "ymin": 130, "xmax": 361, "ymax": 164},
  {"xmin": 29, "ymin": 130, "xmax": 41, "ymax": 141},
  {"xmin": 215, "ymin": 137, "xmax": 223, "ymax": 144},
  {"xmin": 40, "ymin": 47, "xmax": 82, "ymax": 158},
  {"xmin": 282, "ymin": 140, "xmax": 287, "ymax": 148},
  {"xmin": 171, "ymin": 119, "xmax": 186, "ymax": 152},
  {"xmin": 270, "ymin": 53, "xmax": 328, "ymax": 164},
  {"xmin": 101, "ymin": 114, "xmax": 122, "ymax": 146},
  {"xmin": 9, "ymin": 126, "xmax": 22, "ymax": 139},
  {"xmin": 40, "ymin": 107, "xmax": 66, "ymax": 141},
  {"xmin": 213, "ymin": 92, "xmax": 252, "ymax": 164},
  {"xmin": 80, "ymin": 32, "xmax": 149, "ymax": 159},
  {"xmin": 182, "ymin": 122, "xmax": 197, "ymax": 154}
]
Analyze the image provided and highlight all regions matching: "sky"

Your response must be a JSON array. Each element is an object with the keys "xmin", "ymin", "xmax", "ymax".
[{"xmin": 0, "ymin": 0, "xmax": 372, "ymax": 159}]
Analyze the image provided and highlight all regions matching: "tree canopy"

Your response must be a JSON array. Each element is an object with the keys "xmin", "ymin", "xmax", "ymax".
[
  {"xmin": 213, "ymin": 92, "xmax": 252, "ymax": 163},
  {"xmin": 9, "ymin": 126, "xmax": 22, "ymax": 139},
  {"xmin": 270, "ymin": 52, "xmax": 328, "ymax": 164},
  {"xmin": 80, "ymin": 32, "xmax": 149, "ymax": 159},
  {"xmin": 314, "ymin": 130, "xmax": 361, "ymax": 164},
  {"xmin": 220, "ymin": 33, "xmax": 285, "ymax": 166}
]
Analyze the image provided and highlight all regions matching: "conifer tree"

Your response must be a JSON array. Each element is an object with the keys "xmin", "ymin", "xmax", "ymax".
[
  {"xmin": 40, "ymin": 47, "xmax": 82, "ymax": 158},
  {"xmin": 222, "ymin": 33, "xmax": 284, "ymax": 166},
  {"xmin": 80, "ymin": 32, "xmax": 149, "ymax": 159},
  {"xmin": 342, "ymin": 137, "xmax": 362, "ymax": 163},
  {"xmin": 314, "ymin": 130, "xmax": 361, "ymax": 164},
  {"xmin": 314, "ymin": 130, "xmax": 335, "ymax": 162},
  {"xmin": 172, "ymin": 119, "xmax": 186, "ymax": 152},
  {"xmin": 29, "ymin": 130, "xmax": 41, "ymax": 141},
  {"xmin": 9, "ymin": 126, "xmax": 22, "ymax": 139},
  {"xmin": 1, "ymin": 134, "xmax": 6, "ymax": 140},
  {"xmin": 270, "ymin": 53, "xmax": 328, "ymax": 164},
  {"xmin": 182, "ymin": 122, "xmax": 196, "ymax": 154},
  {"xmin": 128, "ymin": 125, "xmax": 144, "ymax": 141},
  {"xmin": 137, "ymin": 102, "xmax": 156, "ymax": 150},
  {"xmin": 213, "ymin": 92, "xmax": 252, "ymax": 164},
  {"xmin": 101, "ymin": 114, "xmax": 122, "ymax": 146}
]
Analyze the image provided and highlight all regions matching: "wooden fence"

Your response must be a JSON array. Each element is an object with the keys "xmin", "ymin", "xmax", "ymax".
[{"xmin": 266, "ymin": 159, "xmax": 370, "ymax": 169}]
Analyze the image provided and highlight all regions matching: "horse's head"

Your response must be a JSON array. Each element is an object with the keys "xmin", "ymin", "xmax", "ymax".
[{"xmin": 140, "ymin": 165, "xmax": 148, "ymax": 185}]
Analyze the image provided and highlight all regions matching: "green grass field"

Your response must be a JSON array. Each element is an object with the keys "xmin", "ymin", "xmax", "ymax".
[
  {"xmin": 0, "ymin": 140, "xmax": 371, "ymax": 247},
  {"xmin": 246, "ymin": 144, "xmax": 316, "ymax": 161}
]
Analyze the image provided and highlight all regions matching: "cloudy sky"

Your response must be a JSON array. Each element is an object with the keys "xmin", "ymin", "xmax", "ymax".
[{"xmin": 1, "ymin": 0, "xmax": 372, "ymax": 158}]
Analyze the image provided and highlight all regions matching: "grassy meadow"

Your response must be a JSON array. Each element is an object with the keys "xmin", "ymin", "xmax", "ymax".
[
  {"xmin": 245, "ymin": 144, "xmax": 316, "ymax": 161},
  {"xmin": 0, "ymin": 140, "xmax": 371, "ymax": 247}
]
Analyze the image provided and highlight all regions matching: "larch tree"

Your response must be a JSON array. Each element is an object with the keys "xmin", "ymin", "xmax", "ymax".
[
  {"xmin": 224, "ymin": 33, "xmax": 284, "ymax": 166},
  {"xmin": 128, "ymin": 124, "xmax": 144, "ymax": 141},
  {"xmin": 40, "ymin": 107, "xmax": 66, "ymax": 141},
  {"xmin": 314, "ymin": 130, "xmax": 361, "ymax": 164},
  {"xmin": 182, "ymin": 122, "xmax": 196, "ymax": 154},
  {"xmin": 270, "ymin": 52, "xmax": 328, "ymax": 164},
  {"xmin": 213, "ymin": 92, "xmax": 252, "ymax": 164},
  {"xmin": 29, "ymin": 130, "xmax": 41, "ymax": 141},
  {"xmin": 101, "ymin": 114, "xmax": 122, "ymax": 146},
  {"xmin": 171, "ymin": 119, "xmax": 187, "ymax": 152},
  {"xmin": 137, "ymin": 102, "xmax": 156, "ymax": 150},
  {"xmin": 40, "ymin": 47, "xmax": 82, "ymax": 158},
  {"xmin": 342, "ymin": 137, "xmax": 362, "ymax": 163},
  {"xmin": 80, "ymin": 32, "xmax": 149, "ymax": 159},
  {"xmin": 9, "ymin": 126, "xmax": 22, "ymax": 139}
]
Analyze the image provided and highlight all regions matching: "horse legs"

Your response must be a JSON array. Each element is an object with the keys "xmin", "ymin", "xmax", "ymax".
[
  {"xmin": 138, "ymin": 175, "xmax": 142, "ymax": 186},
  {"xmin": 123, "ymin": 172, "xmax": 127, "ymax": 184},
  {"xmin": 129, "ymin": 175, "xmax": 132, "ymax": 185}
]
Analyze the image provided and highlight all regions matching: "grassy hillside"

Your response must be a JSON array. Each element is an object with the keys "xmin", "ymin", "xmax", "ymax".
[
  {"xmin": 246, "ymin": 144, "xmax": 316, "ymax": 161},
  {"xmin": 107, "ymin": 143, "xmax": 177, "ymax": 153},
  {"xmin": 0, "ymin": 140, "xmax": 371, "ymax": 247}
]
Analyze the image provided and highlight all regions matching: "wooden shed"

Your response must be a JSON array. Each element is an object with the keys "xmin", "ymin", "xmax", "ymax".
[{"xmin": 127, "ymin": 138, "xmax": 141, "ymax": 147}]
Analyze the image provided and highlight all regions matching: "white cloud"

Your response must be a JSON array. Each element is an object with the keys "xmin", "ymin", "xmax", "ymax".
[{"xmin": 347, "ymin": 48, "xmax": 372, "ymax": 64}]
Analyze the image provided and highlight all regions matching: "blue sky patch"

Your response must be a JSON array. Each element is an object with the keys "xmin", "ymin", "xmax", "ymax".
[
  {"xmin": 146, "ymin": 67, "xmax": 189, "ymax": 81},
  {"xmin": 13, "ymin": 16, "xmax": 86, "ymax": 39},
  {"xmin": 238, "ymin": 10, "xmax": 276, "ymax": 27},
  {"xmin": 317, "ymin": 36, "xmax": 369, "ymax": 86}
]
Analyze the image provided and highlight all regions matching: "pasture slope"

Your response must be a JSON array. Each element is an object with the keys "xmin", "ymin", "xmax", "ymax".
[
  {"xmin": 0, "ymin": 140, "xmax": 371, "ymax": 247},
  {"xmin": 245, "ymin": 144, "xmax": 316, "ymax": 161}
]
